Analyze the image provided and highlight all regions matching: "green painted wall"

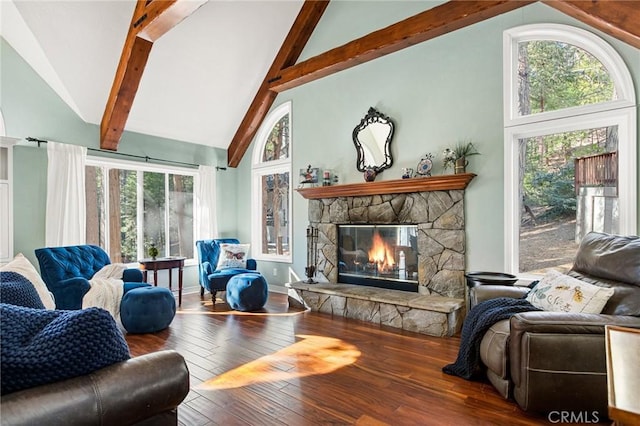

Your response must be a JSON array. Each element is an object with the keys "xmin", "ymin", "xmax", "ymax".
[
  {"xmin": 0, "ymin": 37, "xmax": 235, "ymax": 291},
  {"xmin": 236, "ymin": 2, "xmax": 640, "ymax": 282}
]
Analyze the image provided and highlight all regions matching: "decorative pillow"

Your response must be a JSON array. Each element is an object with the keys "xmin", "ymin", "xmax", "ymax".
[
  {"xmin": 526, "ymin": 269, "xmax": 615, "ymax": 314},
  {"xmin": 216, "ymin": 243, "xmax": 250, "ymax": 270},
  {"xmin": 0, "ymin": 271, "xmax": 46, "ymax": 309},
  {"xmin": 0, "ymin": 303, "xmax": 130, "ymax": 395},
  {"xmin": 1, "ymin": 253, "xmax": 55, "ymax": 309}
]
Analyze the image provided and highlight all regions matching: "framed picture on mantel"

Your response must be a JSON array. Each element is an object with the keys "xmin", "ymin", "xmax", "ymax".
[{"xmin": 299, "ymin": 166, "xmax": 319, "ymax": 184}]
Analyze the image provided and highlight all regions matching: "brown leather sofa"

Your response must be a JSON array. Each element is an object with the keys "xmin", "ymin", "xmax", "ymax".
[
  {"xmin": 0, "ymin": 350, "xmax": 189, "ymax": 426},
  {"xmin": 471, "ymin": 232, "xmax": 640, "ymax": 416}
]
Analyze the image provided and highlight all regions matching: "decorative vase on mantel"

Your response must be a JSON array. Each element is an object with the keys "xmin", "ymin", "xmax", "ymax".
[
  {"xmin": 363, "ymin": 167, "xmax": 377, "ymax": 182},
  {"xmin": 454, "ymin": 157, "xmax": 469, "ymax": 174}
]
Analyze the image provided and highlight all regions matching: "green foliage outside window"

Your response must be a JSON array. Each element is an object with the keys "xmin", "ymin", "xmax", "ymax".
[
  {"xmin": 518, "ymin": 41, "xmax": 617, "ymax": 221},
  {"xmin": 519, "ymin": 40, "xmax": 614, "ymax": 116}
]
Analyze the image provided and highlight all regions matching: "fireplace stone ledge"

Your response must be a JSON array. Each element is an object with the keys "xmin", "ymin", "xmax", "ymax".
[{"xmin": 288, "ymin": 282, "xmax": 464, "ymax": 337}]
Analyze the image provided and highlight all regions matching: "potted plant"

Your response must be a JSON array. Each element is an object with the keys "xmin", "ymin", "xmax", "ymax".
[
  {"xmin": 443, "ymin": 141, "xmax": 480, "ymax": 174},
  {"xmin": 148, "ymin": 243, "xmax": 159, "ymax": 260}
]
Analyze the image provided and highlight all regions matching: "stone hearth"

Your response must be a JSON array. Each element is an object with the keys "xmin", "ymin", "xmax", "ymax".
[
  {"xmin": 288, "ymin": 282, "xmax": 464, "ymax": 337},
  {"xmin": 292, "ymin": 175, "xmax": 475, "ymax": 336}
]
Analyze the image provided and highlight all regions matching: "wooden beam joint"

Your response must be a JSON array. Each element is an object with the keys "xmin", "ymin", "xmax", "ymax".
[{"xmin": 100, "ymin": 0, "xmax": 206, "ymax": 151}]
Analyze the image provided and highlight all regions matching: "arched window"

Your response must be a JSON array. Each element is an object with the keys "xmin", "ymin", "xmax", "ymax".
[
  {"xmin": 503, "ymin": 24, "xmax": 636, "ymax": 275},
  {"xmin": 251, "ymin": 101, "xmax": 292, "ymax": 262}
]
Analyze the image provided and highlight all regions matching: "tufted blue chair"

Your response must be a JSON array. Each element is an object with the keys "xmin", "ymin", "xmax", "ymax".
[
  {"xmin": 196, "ymin": 239, "xmax": 257, "ymax": 303},
  {"xmin": 35, "ymin": 245, "xmax": 147, "ymax": 310}
]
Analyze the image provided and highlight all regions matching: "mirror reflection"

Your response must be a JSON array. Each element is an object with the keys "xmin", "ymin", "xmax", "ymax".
[{"xmin": 352, "ymin": 107, "xmax": 394, "ymax": 174}]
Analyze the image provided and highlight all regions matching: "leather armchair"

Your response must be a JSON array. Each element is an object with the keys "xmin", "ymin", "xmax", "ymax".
[
  {"xmin": 35, "ymin": 245, "xmax": 146, "ymax": 310},
  {"xmin": 472, "ymin": 232, "xmax": 640, "ymax": 416},
  {"xmin": 0, "ymin": 350, "xmax": 189, "ymax": 426},
  {"xmin": 196, "ymin": 238, "xmax": 257, "ymax": 302}
]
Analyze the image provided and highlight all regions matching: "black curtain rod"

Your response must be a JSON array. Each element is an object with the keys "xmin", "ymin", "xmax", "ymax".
[{"xmin": 25, "ymin": 137, "xmax": 227, "ymax": 171}]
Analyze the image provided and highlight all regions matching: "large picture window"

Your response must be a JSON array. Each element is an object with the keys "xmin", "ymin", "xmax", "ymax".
[
  {"xmin": 503, "ymin": 24, "xmax": 636, "ymax": 275},
  {"xmin": 85, "ymin": 158, "xmax": 195, "ymax": 264},
  {"xmin": 251, "ymin": 101, "xmax": 292, "ymax": 262}
]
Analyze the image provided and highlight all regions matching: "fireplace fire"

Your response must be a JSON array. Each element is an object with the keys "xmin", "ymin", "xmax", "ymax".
[{"xmin": 338, "ymin": 224, "xmax": 418, "ymax": 292}]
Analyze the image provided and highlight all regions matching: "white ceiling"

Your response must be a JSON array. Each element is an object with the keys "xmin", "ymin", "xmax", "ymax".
[{"xmin": 1, "ymin": 0, "xmax": 304, "ymax": 150}]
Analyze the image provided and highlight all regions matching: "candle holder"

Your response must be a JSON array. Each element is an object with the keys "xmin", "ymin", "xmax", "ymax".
[{"xmin": 305, "ymin": 226, "xmax": 319, "ymax": 283}]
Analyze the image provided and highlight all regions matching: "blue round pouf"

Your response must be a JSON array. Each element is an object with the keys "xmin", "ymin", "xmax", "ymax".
[
  {"xmin": 120, "ymin": 286, "xmax": 176, "ymax": 334},
  {"xmin": 226, "ymin": 273, "xmax": 268, "ymax": 312}
]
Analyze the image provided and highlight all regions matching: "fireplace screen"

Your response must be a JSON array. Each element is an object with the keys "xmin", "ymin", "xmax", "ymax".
[{"xmin": 338, "ymin": 224, "xmax": 418, "ymax": 292}]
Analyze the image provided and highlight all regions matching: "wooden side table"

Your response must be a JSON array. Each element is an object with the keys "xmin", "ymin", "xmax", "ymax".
[{"xmin": 138, "ymin": 257, "xmax": 186, "ymax": 306}]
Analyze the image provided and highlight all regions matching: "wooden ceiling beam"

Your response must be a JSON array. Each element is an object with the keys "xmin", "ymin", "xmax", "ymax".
[
  {"xmin": 137, "ymin": 0, "xmax": 208, "ymax": 42},
  {"xmin": 100, "ymin": 0, "xmax": 206, "ymax": 151},
  {"xmin": 268, "ymin": 0, "xmax": 534, "ymax": 93},
  {"xmin": 543, "ymin": 0, "xmax": 640, "ymax": 49},
  {"xmin": 226, "ymin": 0, "xmax": 330, "ymax": 168}
]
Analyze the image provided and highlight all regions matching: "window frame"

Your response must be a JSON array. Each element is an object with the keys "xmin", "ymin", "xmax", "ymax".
[
  {"xmin": 251, "ymin": 101, "xmax": 293, "ymax": 263},
  {"xmin": 85, "ymin": 155, "xmax": 198, "ymax": 265},
  {"xmin": 503, "ymin": 24, "xmax": 637, "ymax": 276}
]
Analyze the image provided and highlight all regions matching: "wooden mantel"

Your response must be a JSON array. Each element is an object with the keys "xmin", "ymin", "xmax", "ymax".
[{"xmin": 296, "ymin": 173, "xmax": 476, "ymax": 199}]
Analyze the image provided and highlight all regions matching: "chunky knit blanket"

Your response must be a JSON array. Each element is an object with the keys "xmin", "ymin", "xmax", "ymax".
[
  {"xmin": 0, "ymin": 271, "xmax": 45, "ymax": 309},
  {"xmin": 1, "ymin": 303, "xmax": 130, "ymax": 395},
  {"xmin": 443, "ymin": 297, "xmax": 539, "ymax": 380}
]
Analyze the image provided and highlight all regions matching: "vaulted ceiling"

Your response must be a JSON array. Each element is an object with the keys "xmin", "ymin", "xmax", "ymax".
[
  {"xmin": 2, "ymin": 0, "xmax": 305, "ymax": 150},
  {"xmin": 2, "ymin": 0, "xmax": 639, "ymax": 167}
]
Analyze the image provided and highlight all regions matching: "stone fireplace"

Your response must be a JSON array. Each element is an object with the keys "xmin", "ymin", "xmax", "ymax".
[
  {"xmin": 289, "ymin": 174, "xmax": 475, "ymax": 337},
  {"xmin": 311, "ymin": 190, "xmax": 466, "ymax": 298}
]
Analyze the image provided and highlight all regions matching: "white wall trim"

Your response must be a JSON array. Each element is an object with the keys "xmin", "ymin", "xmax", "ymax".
[
  {"xmin": 503, "ymin": 24, "xmax": 637, "ymax": 274},
  {"xmin": 503, "ymin": 24, "xmax": 636, "ymax": 127},
  {"xmin": 251, "ymin": 101, "xmax": 293, "ymax": 263}
]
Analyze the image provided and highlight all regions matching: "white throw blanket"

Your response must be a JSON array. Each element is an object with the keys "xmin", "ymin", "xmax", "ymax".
[{"xmin": 82, "ymin": 264, "xmax": 126, "ymax": 319}]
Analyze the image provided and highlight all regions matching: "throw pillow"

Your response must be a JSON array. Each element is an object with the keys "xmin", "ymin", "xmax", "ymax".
[
  {"xmin": 216, "ymin": 243, "xmax": 250, "ymax": 270},
  {"xmin": 0, "ymin": 303, "xmax": 130, "ymax": 395},
  {"xmin": 526, "ymin": 269, "xmax": 614, "ymax": 314},
  {"xmin": 1, "ymin": 253, "xmax": 55, "ymax": 309},
  {"xmin": 0, "ymin": 271, "xmax": 46, "ymax": 309}
]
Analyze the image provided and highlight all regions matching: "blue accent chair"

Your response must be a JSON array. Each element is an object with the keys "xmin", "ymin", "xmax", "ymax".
[
  {"xmin": 195, "ymin": 238, "xmax": 257, "ymax": 303},
  {"xmin": 35, "ymin": 245, "xmax": 147, "ymax": 310}
]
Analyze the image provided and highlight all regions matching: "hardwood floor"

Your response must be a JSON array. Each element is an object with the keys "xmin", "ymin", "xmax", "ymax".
[{"xmin": 126, "ymin": 291, "xmax": 552, "ymax": 425}]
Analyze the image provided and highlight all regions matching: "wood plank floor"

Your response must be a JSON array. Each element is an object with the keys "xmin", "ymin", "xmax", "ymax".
[{"xmin": 125, "ymin": 291, "xmax": 554, "ymax": 425}]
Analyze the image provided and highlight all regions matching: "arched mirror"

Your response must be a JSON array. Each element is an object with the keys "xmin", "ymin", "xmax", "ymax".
[{"xmin": 352, "ymin": 107, "xmax": 394, "ymax": 175}]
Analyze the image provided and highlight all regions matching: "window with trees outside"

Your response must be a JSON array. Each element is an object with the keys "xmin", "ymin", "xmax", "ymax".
[
  {"xmin": 85, "ymin": 158, "xmax": 195, "ymax": 264},
  {"xmin": 251, "ymin": 101, "xmax": 292, "ymax": 262},
  {"xmin": 503, "ymin": 24, "xmax": 636, "ymax": 275}
]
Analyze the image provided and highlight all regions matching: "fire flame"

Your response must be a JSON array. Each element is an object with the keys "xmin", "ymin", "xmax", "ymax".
[{"xmin": 368, "ymin": 232, "xmax": 395, "ymax": 271}]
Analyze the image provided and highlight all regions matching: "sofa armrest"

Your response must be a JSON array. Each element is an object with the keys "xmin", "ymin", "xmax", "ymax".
[
  {"xmin": 123, "ymin": 268, "xmax": 143, "ymax": 282},
  {"xmin": 510, "ymin": 311, "xmax": 640, "ymax": 334},
  {"xmin": 508, "ymin": 312, "xmax": 640, "ymax": 413},
  {"xmin": 470, "ymin": 285, "xmax": 530, "ymax": 308},
  {"xmin": 0, "ymin": 350, "xmax": 189, "ymax": 426},
  {"xmin": 247, "ymin": 258, "xmax": 257, "ymax": 270},
  {"xmin": 202, "ymin": 261, "xmax": 214, "ymax": 275},
  {"xmin": 50, "ymin": 277, "xmax": 91, "ymax": 310}
]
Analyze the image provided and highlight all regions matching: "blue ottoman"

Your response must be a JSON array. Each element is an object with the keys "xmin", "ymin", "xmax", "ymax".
[
  {"xmin": 226, "ymin": 273, "xmax": 268, "ymax": 312},
  {"xmin": 120, "ymin": 286, "xmax": 176, "ymax": 334}
]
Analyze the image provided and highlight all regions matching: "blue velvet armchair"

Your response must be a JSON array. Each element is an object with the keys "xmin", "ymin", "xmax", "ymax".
[
  {"xmin": 195, "ymin": 239, "xmax": 257, "ymax": 303},
  {"xmin": 35, "ymin": 245, "xmax": 147, "ymax": 310}
]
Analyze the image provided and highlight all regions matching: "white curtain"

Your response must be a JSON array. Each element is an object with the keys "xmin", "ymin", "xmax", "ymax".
[
  {"xmin": 195, "ymin": 165, "xmax": 218, "ymax": 240},
  {"xmin": 45, "ymin": 141, "xmax": 87, "ymax": 246}
]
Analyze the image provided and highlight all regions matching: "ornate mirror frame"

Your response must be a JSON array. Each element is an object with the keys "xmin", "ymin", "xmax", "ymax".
[{"xmin": 352, "ymin": 107, "xmax": 395, "ymax": 174}]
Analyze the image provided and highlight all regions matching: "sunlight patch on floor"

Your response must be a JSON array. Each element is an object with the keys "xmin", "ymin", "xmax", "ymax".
[{"xmin": 196, "ymin": 334, "xmax": 361, "ymax": 390}]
